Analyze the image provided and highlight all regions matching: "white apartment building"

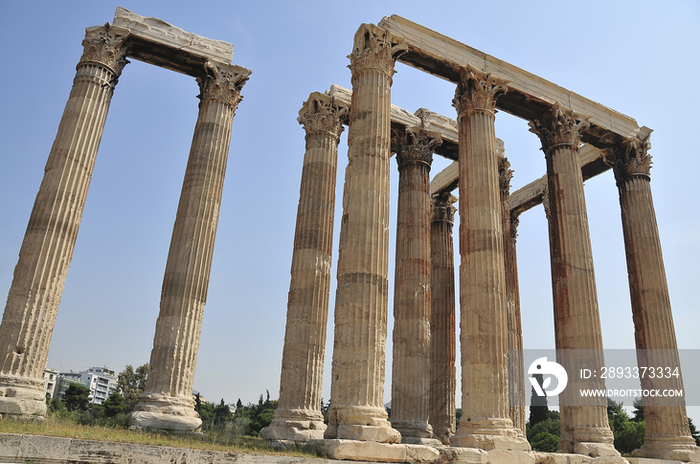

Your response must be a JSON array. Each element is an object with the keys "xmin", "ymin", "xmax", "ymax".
[{"xmin": 79, "ymin": 366, "xmax": 118, "ymax": 404}]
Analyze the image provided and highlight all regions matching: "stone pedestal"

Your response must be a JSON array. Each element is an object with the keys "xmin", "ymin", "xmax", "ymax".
[
  {"xmin": 529, "ymin": 103, "xmax": 616, "ymax": 456},
  {"xmin": 131, "ymin": 63, "xmax": 249, "ymax": 432},
  {"xmin": 450, "ymin": 65, "xmax": 528, "ymax": 451},
  {"xmin": 606, "ymin": 138, "xmax": 700, "ymax": 462},
  {"xmin": 390, "ymin": 128, "xmax": 439, "ymax": 442},
  {"xmin": 429, "ymin": 193, "xmax": 457, "ymax": 445},
  {"xmin": 262, "ymin": 93, "xmax": 347, "ymax": 442},
  {"xmin": 499, "ymin": 157, "xmax": 526, "ymax": 439},
  {"xmin": 0, "ymin": 25, "xmax": 128, "ymax": 417}
]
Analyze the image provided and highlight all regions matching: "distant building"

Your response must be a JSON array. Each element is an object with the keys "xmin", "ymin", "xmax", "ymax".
[
  {"xmin": 43, "ymin": 368, "xmax": 58, "ymax": 398},
  {"xmin": 78, "ymin": 366, "xmax": 118, "ymax": 404},
  {"xmin": 54, "ymin": 372, "xmax": 89, "ymax": 400}
]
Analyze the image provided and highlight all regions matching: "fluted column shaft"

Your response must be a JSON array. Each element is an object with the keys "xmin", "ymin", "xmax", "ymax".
[
  {"xmin": 0, "ymin": 25, "xmax": 128, "ymax": 417},
  {"xmin": 607, "ymin": 140, "xmax": 699, "ymax": 461},
  {"xmin": 500, "ymin": 158, "xmax": 526, "ymax": 438},
  {"xmin": 132, "ymin": 63, "xmax": 249, "ymax": 432},
  {"xmin": 391, "ymin": 128, "xmax": 439, "ymax": 441},
  {"xmin": 429, "ymin": 193, "xmax": 457, "ymax": 445},
  {"xmin": 451, "ymin": 65, "xmax": 528, "ymax": 450},
  {"xmin": 326, "ymin": 25, "xmax": 402, "ymax": 443},
  {"xmin": 529, "ymin": 103, "xmax": 615, "ymax": 455},
  {"xmin": 262, "ymin": 94, "xmax": 346, "ymax": 442}
]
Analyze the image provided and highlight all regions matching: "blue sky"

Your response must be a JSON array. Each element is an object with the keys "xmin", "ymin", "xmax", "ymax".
[{"xmin": 0, "ymin": 0, "xmax": 698, "ymax": 422}]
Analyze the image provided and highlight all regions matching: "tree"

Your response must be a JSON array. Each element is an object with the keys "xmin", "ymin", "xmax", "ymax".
[
  {"xmin": 632, "ymin": 397, "xmax": 644, "ymax": 422},
  {"xmin": 526, "ymin": 409, "xmax": 560, "ymax": 452},
  {"xmin": 213, "ymin": 399, "xmax": 233, "ymax": 425},
  {"xmin": 529, "ymin": 373, "xmax": 549, "ymax": 427},
  {"xmin": 607, "ymin": 397, "xmax": 646, "ymax": 454},
  {"xmin": 117, "ymin": 363, "xmax": 148, "ymax": 412},
  {"xmin": 102, "ymin": 392, "xmax": 126, "ymax": 417},
  {"xmin": 689, "ymin": 418, "xmax": 700, "ymax": 446},
  {"xmin": 62, "ymin": 384, "xmax": 90, "ymax": 411}
]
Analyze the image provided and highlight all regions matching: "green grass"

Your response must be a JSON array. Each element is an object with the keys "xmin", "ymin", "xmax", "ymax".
[{"xmin": 0, "ymin": 415, "xmax": 324, "ymax": 458}]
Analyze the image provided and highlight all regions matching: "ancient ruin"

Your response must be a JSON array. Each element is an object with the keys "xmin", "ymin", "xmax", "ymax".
[
  {"xmin": 0, "ymin": 8, "xmax": 250, "ymax": 432},
  {"xmin": 265, "ymin": 14, "xmax": 700, "ymax": 464},
  {"xmin": 0, "ymin": 7, "xmax": 697, "ymax": 464}
]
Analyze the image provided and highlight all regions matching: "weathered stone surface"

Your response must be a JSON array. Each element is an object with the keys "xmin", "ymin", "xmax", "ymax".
[{"xmin": 323, "ymin": 439, "xmax": 439, "ymax": 463}]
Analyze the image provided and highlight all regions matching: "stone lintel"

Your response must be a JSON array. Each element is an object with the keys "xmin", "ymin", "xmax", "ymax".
[
  {"xmin": 111, "ymin": 7, "xmax": 235, "ymax": 77},
  {"xmin": 328, "ymin": 85, "xmax": 459, "ymax": 160},
  {"xmin": 376, "ymin": 15, "xmax": 648, "ymax": 148},
  {"xmin": 430, "ymin": 144, "xmax": 608, "ymax": 214}
]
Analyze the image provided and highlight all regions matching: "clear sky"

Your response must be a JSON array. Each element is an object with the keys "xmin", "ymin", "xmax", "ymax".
[{"xmin": 0, "ymin": 0, "xmax": 698, "ymax": 422}]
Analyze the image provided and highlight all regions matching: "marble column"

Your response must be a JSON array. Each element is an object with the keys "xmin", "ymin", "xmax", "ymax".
[
  {"xmin": 606, "ymin": 138, "xmax": 700, "ymax": 462},
  {"xmin": 325, "ymin": 24, "xmax": 404, "ymax": 444},
  {"xmin": 131, "ymin": 62, "xmax": 250, "ymax": 432},
  {"xmin": 529, "ymin": 103, "xmax": 616, "ymax": 456},
  {"xmin": 262, "ymin": 93, "xmax": 347, "ymax": 441},
  {"xmin": 429, "ymin": 192, "xmax": 457, "ymax": 445},
  {"xmin": 0, "ymin": 24, "xmax": 128, "ymax": 417},
  {"xmin": 499, "ymin": 157, "xmax": 526, "ymax": 439},
  {"xmin": 450, "ymin": 64, "xmax": 529, "ymax": 451},
  {"xmin": 390, "ymin": 128, "xmax": 440, "ymax": 443}
]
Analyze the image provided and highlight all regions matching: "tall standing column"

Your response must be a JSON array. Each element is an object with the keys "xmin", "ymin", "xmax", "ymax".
[
  {"xmin": 325, "ymin": 24, "xmax": 404, "ymax": 444},
  {"xmin": 391, "ymin": 128, "xmax": 440, "ymax": 443},
  {"xmin": 450, "ymin": 64, "xmax": 529, "ymax": 451},
  {"xmin": 262, "ymin": 93, "xmax": 347, "ymax": 442},
  {"xmin": 131, "ymin": 62, "xmax": 250, "ymax": 432},
  {"xmin": 606, "ymin": 138, "xmax": 700, "ymax": 462},
  {"xmin": 429, "ymin": 192, "xmax": 457, "ymax": 445},
  {"xmin": 0, "ymin": 24, "xmax": 128, "ymax": 417},
  {"xmin": 499, "ymin": 157, "xmax": 526, "ymax": 439},
  {"xmin": 529, "ymin": 103, "xmax": 616, "ymax": 456}
]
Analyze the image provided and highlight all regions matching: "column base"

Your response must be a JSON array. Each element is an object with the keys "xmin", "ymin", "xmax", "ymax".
[
  {"xmin": 558, "ymin": 426, "xmax": 617, "ymax": 456},
  {"xmin": 0, "ymin": 374, "xmax": 47, "ymax": 417},
  {"xmin": 261, "ymin": 408, "xmax": 326, "ymax": 441},
  {"xmin": 130, "ymin": 392, "xmax": 201, "ymax": 432},
  {"xmin": 391, "ymin": 419, "xmax": 434, "ymax": 440},
  {"xmin": 450, "ymin": 419, "xmax": 530, "ymax": 451},
  {"xmin": 330, "ymin": 405, "xmax": 402, "ymax": 443},
  {"xmin": 632, "ymin": 439, "xmax": 700, "ymax": 462}
]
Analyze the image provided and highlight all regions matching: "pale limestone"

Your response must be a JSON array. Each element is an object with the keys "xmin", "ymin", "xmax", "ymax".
[
  {"xmin": 391, "ymin": 128, "xmax": 439, "ymax": 441},
  {"xmin": 262, "ymin": 93, "xmax": 347, "ymax": 441},
  {"xmin": 321, "ymin": 439, "xmax": 439, "ymax": 463}
]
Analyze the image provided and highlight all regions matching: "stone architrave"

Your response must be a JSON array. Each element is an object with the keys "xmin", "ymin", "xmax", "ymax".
[
  {"xmin": 0, "ymin": 25, "xmax": 129, "ymax": 417},
  {"xmin": 499, "ymin": 157, "xmax": 526, "ymax": 439},
  {"xmin": 450, "ymin": 64, "xmax": 529, "ymax": 451},
  {"xmin": 605, "ymin": 138, "xmax": 700, "ymax": 462},
  {"xmin": 262, "ymin": 93, "xmax": 347, "ymax": 442},
  {"xmin": 390, "ymin": 128, "xmax": 440, "ymax": 443},
  {"xmin": 529, "ymin": 103, "xmax": 617, "ymax": 456},
  {"xmin": 325, "ymin": 24, "xmax": 405, "ymax": 444},
  {"xmin": 429, "ymin": 192, "xmax": 457, "ymax": 445},
  {"xmin": 131, "ymin": 62, "xmax": 250, "ymax": 432}
]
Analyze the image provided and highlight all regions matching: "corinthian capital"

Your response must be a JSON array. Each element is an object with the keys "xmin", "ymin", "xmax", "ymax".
[
  {"xmin": 499, "ymin": 156, "xmax": 513, "ymax": 195},
  {"xmin": 529, "ymin": 103, "xmax": 590, "ymax": 152},
  {"xmin": 348, "ymin": 24, "xmax": 407, "ymax": 82},
  {"xmin": 298, "ymin": 93, "xmax": 348, "ymax": 139},
  {"xmin": 431, "ymin": 192, "xmax": 457, "ymax": 224},
  {"xmin": 452, "ymin": 64, "xmax": 508, "ymax": 114},
  {"xmin": 604, "ymin": 134, "xmax": 653, "ymax": 180},
  {"xmin": 393, "ymin": 127, "xmax": 441, "ymax": 170},
  {"xmin": 198, "ymin": 62, "xmax": 251, "ymax": 112},
  {"xmin": 80, "ymin": 24, "xmax": 130, "ymax": 76}
]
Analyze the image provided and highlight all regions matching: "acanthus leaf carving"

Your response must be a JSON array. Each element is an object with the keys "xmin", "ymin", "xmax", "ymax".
[
  {"xmin": 529, "ymin": 102, "xmax": 590, "ymax": 152},
  {"xmin": 298, "ymin": 94, "xmax": 348, "ymax": 140},
  {"xmin": 79, "ymin": 24, "xmax": 130, "ymax": 77},
  {"xmin": 197, "ymin": 62, "xmax": 250, "ymax": 112},
  {"xmin": 453, "ymin": 64, "xmax": 508, "ymax": 114},
  {"xmin": 394, "ymin": 127, "xmax": 441, "ymax": 171},
  {"xmin": 603, "ymin": 134, "xmax": 653, "ymax": 181},
  {"xmin": 431, "ymin": 192, "xmax": 457, "ymax": 225},
  {"xmin": 348, "ymin": 25, "xmax": 406, "ymax": 83}
]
